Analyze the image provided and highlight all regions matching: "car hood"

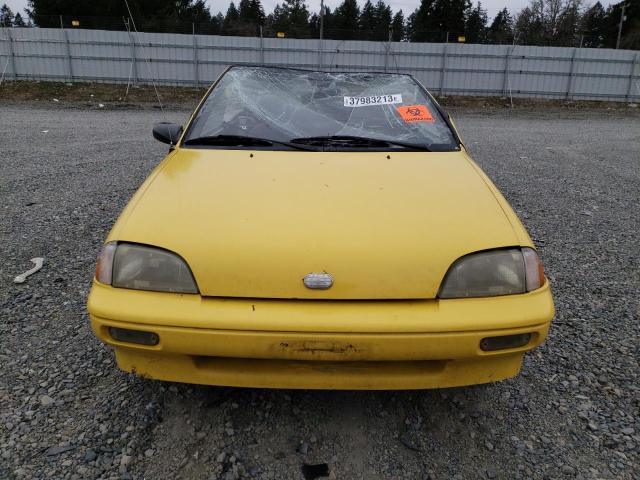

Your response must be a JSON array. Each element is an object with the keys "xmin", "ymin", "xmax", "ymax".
[{"xmin": 109, "ymin": 148, "xmax": 529, "ymax": 299}]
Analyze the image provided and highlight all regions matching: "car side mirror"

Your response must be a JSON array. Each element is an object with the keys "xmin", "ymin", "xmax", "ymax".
[{"xmin": 152, "ymin": 122, "xmax": 183, "ymax": 145}]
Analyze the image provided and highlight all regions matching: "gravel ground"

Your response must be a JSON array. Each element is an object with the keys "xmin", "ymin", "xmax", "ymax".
[{"xmin": 1, "ymin": 103, "xmax": 638, "ymax": 480}]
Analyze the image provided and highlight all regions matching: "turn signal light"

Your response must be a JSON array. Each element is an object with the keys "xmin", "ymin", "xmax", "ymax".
[
  {"xmin": 480, "ymin": 333, "xmax": 531, "ymax": 351},
  {"xmin": 109, "ymin": 327, "xmax": 159, "ymax": 346},
  {"xmin": 522, "ymin": 247, "xmax": 545, "ymax": 291},
  {"xmin": 95, "ymin": 242, "xmax": 117, "ymax": 285}
]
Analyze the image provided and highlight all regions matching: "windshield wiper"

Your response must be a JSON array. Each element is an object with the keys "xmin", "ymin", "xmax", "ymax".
[
  {"xmin": 290, "ymin": 135, "xmax": 431, "ymax": 151},
  {"xmin": 183, "ymin": 135, "xmax": 316, "ymax": 151}
]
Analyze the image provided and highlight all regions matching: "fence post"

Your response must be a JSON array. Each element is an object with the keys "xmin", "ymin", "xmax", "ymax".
[
  {"xmin": 439, "ymin": 44, "xmax": 447, "ymax": 96},
  {"xmin": 626, "ymin": 53, "xmax": 638, "ymax": 102},
  {"xmin": 502, "ymin": 46, "xmax": 511, "ymax": 97},
  {"xmin": 62, "ymin": 28, "xmax": 73, "ymax": 82},
  {"xmin": 5, "ymin": 28, "xmax": 17, "ymax": 80},
  {"xmin": 566, "ymin": 48, "xmax": 577, "ymax": 100},
  {"xmin": 192, "ymin": 23, "xmax": 199, "ymax": 88},
  {"xmin": 384, "ymin": 27, "xmax": 392, "ymax": 72},
  {"xmin": 319, "ymin": 0, "xmax": 324, "ymax": 69},
  {"xmin": 127, "ymin": 28, "xmax": 138, "ymax": 85},
  {"xmin": 260, "ymin": 25, "xmax": 265, "ymax": 65}
]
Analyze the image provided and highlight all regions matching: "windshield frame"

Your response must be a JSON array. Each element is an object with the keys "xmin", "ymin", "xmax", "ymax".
[{"xmin": 179, "ymin": 65, "xmax": 462, "ymax": 152}]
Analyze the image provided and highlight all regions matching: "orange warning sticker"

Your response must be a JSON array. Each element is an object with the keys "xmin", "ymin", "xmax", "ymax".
[{"xmin": 396, "ymin": 104, "xmax": 434, "ymax": 123}]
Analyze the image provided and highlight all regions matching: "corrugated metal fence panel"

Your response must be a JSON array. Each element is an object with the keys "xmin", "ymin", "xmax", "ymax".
[
  {"xmin": 69, "ymin": 29, "xmax": 131, "ymax": 83},
  {"xmin": 518, "ymin": 46, "xmax": 574, "ymax": 98},
  {"xmin": 263, "ymin": 37, "xmax": 314, "ymax": 68},
  {"xmin": 8, "ymin": 28, "xmax": 68, "ymax": 81},
  {"xmin": 1, "ymin": 27, "xmax": 638, "ymax": 101},
  {"xmin": 212, "ymin": 36, "xmax": 261, "ymax": 68},
  {"xmin": 0, "ymin": 28, "xmax": 14, "ymax": 78},
  {"xmin": 572, "ymin": 48, "xmax": 636, "ymax": 100},
  {"xmin": 197, "ymin": 35, "xmax": 232, "ymax": 83},
  {"xmin": 388, "ymin": 43, "xmax": 443, "ymax": 92},
  {"xmin": 333, "ymin": 41, "xmax": 388, "ymax": 71},
  {"xmin": 444, "ymin": 43, "xmax": 508, "ymax": 96},
  {"xmin": 131, "ymin": 32, "xmax": 193, "ymax": 85}
]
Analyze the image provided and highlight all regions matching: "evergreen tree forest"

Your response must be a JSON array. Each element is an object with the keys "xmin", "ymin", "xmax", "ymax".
[{"xmin": 1, "ymin": 0, "xmax": 636, "ymax": 49}]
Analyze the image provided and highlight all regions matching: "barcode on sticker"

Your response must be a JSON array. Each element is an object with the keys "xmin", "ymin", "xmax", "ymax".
[{"xmin": 344, "ymin": 94, "xmax": 402, "ymax": 107}]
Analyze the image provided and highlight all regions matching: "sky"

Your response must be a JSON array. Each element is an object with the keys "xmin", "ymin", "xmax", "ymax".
[{"xmin": 2, "ymin": 0, "xmax": 614, "ymax": 22}]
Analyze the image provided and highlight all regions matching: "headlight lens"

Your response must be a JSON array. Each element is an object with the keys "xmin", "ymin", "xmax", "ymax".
[
  {"xmin": 95, "ymin": 242, "xmax": 198, "ymax": 294},
  {"xmin": 439, "ymin": 247, "xmax": 545, "ymax": 299}
]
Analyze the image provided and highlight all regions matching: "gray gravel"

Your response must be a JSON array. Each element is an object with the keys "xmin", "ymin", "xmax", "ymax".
[{"xmin": 1, "ymin": 103, "xmax": 639, "ymax": 480}]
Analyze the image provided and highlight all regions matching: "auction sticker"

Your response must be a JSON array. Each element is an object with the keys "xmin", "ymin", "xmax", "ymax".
[
  {"xmin": 396, "ymin": 104, "xmax": 434, "ymax": 122},
  {"xmin": 343, "ymin": 94, "xmax": 402, "ymax": 107}
]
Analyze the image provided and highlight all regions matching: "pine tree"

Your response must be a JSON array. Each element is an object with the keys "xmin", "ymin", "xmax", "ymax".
[
  {"xmin": 177, "ymin": 0, "xmax": 212, "ymax": 23},
  {"xmin": 223, "ymin": 1, "xmax": 241, "ymax": 33},
  {"xmin": 321, "ymin": 5, "xmax": 335, "ymax": 37},
  {"xmin": 359, "ymin": 0, "xmax": 376, "ymax": 39},
  {"xmin": 555, "ymin": 0, "xmax": 582, "ymax": 46},
  {"xmin": 332, "ymin": 0, "xmax": 360, "ymax": 40},
  {"xmin": 579, "ymin": 2, "xmax": 605, "ymax": 47},
  {"xmin": 210, "ymin": 12, "xmax": 224, "ymax": 34},
  {"xmin": 288, "ymin": 0, "xmax": 310, "ymax": 32},
  {"xmin": 268, "ymin": 4, "xmax": 284, "ymax": 32},
  {"xmin": 514, "ymin": 6, "xmax": 545, "ymax": 45},
  {"xmin": 309, "ymin": 11, "xmax": 319, "ymax": 35},
  {"xmin": 27, "ymin": 0, "xmax": 214, "ymax": 31},
  {"xmin": 391, "ymin": 10, "xmax": 405, "ymax": 41},
  {"xmin": 373, "ymin": 0, "xmax": 392, "ymax": 41},
  {"xmin": 309, "ymin": 4, "xmax": 333, "ymax": 37},
  {"xmin": 233, "ymin": 0, "xmax": 265, "ymax": 34},
  {"xmin": 268, "ymin": 0, "xmax": 310, "ymax": 37},
  {"xmin": 0, "ymin": 3, "xmax": 14, "ymax": 27},
  {"xmin": 239, "ymin": 0, "xmax": 265, "ymax": 25},
  {"xmin": 409, "ymin": 0, "xmax": 470, "ymax": 42},
  {"xmin": 465, "ymin": 2, "xmax": 487, "ymax": 43},
  {"xmin": 408, "ymin": 0, "xmax": 436, "ymax": 42},
  {"xmin": 430, "ymin": 0, "xmax": 470, "ymax": 39},
  {"xmin": 13, "ymin": 12, "xmax": 26, "ymax": 26},
  {"xmin": 487, "ymin": 8, "xmax": 513, "ymax": 44}
]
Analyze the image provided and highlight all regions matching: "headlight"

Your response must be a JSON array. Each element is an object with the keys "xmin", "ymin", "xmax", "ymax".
[
  {"xmin": 439, "ymin": 247, "xmax": 545, "ymax": 299},
  {"xmin": 95, "ymin": 242, "xmax": 198, "ymax": 294}
]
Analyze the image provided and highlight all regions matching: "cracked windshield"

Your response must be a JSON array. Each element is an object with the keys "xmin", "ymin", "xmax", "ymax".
[{"xmin": 184, "ymin": 66, "xmax": 459, "ymax": 151}]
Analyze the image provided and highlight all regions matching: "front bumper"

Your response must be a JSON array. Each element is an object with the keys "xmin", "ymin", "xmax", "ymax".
[{"xmin": 88, "ymin": 282, "xmax": 554, "ymax": 390}]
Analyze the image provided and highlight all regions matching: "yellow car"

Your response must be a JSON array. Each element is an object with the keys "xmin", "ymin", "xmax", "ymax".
[{"xmin": 88, "ymin": 66, "xmax": 554, "ymax": 390}]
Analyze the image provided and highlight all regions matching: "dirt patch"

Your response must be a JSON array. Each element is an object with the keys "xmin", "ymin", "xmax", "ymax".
[
  {"xmin": 0, "ymin": 80, "xmax": 204, "ymax": 110},
  {"xmin": 1, "ymin": 80, "xmax": 638, "ymax": 112},
  {"xmin": 436, "ymin": 94, "xmax": 639, "ymax": 111}
]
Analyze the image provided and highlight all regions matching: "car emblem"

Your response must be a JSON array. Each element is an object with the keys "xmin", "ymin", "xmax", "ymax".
[{"xmin": 303, "ymin": 272, "xmax": 333, "ymax": 290}]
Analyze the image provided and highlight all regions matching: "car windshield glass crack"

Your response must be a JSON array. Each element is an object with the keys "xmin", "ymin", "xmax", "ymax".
[{"xmin": 184, "ymin": 66, "xmax": 458, "ymax": 151}]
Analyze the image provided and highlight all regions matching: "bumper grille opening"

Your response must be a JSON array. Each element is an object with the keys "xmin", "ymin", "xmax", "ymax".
[
  {"xmin": 480, "ymin": 333, "xmax": 531, "ymax": 351},
  {"xmin": 109, "ymin": 327, "xmax": 159, "ymax": 346}
]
